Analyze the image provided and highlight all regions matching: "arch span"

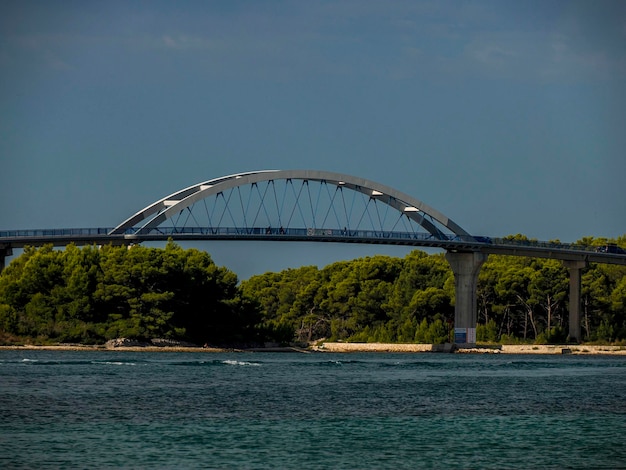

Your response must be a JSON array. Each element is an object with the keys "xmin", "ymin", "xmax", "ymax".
[{"xmin": 111, "ymin": 169, "xmax": 471, "ymax": 240}]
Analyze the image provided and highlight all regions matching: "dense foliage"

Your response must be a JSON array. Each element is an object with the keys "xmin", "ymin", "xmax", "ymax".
[
  {"xmin": 0, "ymin": 242, "xmax": 263, "ymax": 345},
  {"xmin": 1, "ymin": 235, "xmax": 625, "ymax": 345},
  {"xmin": 241, "ymin": 234, "xmax": 626, "ymax": 344}
]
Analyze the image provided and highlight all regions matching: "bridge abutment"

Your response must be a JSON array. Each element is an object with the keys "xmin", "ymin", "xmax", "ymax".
[
  {"xmin": 562, "ymin": 260, "xmax": 587, "ymax": 343},
  {"xmin": 445, "ymin": 251, "xmax": 488, "ymax": 347}
]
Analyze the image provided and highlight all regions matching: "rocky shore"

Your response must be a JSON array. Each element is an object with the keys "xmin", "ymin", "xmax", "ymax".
[
  {"xmin": 0, "ymin": 344, "xmax": 226, "ymax": 353},
  {"xmin": 0, "ymin": 337, "xmax": 226, "ymax": 352}
]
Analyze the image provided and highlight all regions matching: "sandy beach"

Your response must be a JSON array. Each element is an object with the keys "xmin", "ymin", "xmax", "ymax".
[{"xmin": 316, "ymin": 342, "xmax": 626, "ymax": 355}]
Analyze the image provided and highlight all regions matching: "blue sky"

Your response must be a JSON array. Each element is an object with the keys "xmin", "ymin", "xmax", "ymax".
[{"xmin": 1, "ymin": 0, "xmax": 625, "ymax": 279}]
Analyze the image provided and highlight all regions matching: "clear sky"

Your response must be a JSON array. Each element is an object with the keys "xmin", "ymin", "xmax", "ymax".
[{"xmin": 1, "ymin": 0, "xmax": 625, "ymax": 279}]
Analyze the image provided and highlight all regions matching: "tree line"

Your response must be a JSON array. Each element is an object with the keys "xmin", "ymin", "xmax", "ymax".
[{"xmin": 0, "ymin": 236, "xmax": 625, "ymax": 345}]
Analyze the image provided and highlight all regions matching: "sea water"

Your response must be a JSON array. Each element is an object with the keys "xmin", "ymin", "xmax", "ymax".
[{"xmin": 1, "ymin": 351, "xmax": 625, "ymax": 469}]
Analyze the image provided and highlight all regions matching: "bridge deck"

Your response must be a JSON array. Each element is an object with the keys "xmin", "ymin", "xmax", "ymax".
[{"xmin": 1, "ymin": 227, "xmax": 625, "ymax": 265}]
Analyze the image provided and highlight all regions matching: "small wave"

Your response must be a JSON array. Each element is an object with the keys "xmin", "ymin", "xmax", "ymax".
[
  {"xmin": 388, "ymin": 360, "xmax": 454, "ymax": 369},
  {"xmin": 164, "ymin": 359, "xmax": 263, "ymax": 367},
  {"xmin": 166, "ymin": 359, "xmax": 234, "ymax": 367},
  {"xmin": 317, "ymin": 359, "xmax": 378, "ymax": 366},
  {"xmin": 317, "ymin": 360, "xmax": 345, "ymax": 366},
  {"xmin": 222, "ymin": 360, "xmax": 261, "ymax": 367},
  {"xmin": 18, "ymin": 358, "xmax": 99, "ymax": 366},
  {"xmin": 92, "ymin": 361, "xmax": 137, "ymax": 366},
  {"xmin": 19, "ymin": 358, "xmax": 65, "ymax": 365}
]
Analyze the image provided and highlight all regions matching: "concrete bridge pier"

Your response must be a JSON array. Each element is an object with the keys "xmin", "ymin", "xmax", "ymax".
[
  {"xmin": 562, "ymin": 260, "xmax": 587, "ymax": 343},
  {"xmin": 445, "ymin": 251, "xmax": 488, "ymax": 347}
]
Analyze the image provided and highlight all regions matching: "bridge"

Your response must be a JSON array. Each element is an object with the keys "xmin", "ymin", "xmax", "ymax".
[{"xmin": 2, "ymin": 169, "xmax": 625, "ymax": 345}]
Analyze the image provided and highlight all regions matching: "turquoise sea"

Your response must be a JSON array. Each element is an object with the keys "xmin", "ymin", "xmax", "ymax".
[{"xmin": 1, "ymin": 350, "xmax": 625, "ymax": 469}]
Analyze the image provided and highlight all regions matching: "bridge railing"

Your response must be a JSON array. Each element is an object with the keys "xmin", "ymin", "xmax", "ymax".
[
  {"xmin": 0, "ymin": 228, "xmax": 116, "ymax": 238},
  {"xmin": 0, "ymin": 226, "xmax": 455, "ymax": 240},
  {"xmin": 0, "ymin": 226, "xmax": 480, "ymax": 242},
  {"xmin": 138, "ymin": 226, "xmax": 467, "ymax": 242},
  {"xmin": 490, "ymin": 237, "xmax": 597, "ymax": 253},
  {"xmin": 148, "ymin": 226, "xmax": 382, "ymax": 237},
  {"xmin": 130, "ymin": 227, "xmax": 605, "ymax": 253}
]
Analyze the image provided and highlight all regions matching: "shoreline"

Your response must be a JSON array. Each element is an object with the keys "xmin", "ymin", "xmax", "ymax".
[
  {"xmin": 317, "ymin": 342, "xmax": 626, "ymax": 355},
  {"xmin": 1, "ymin": 342, "xmax": 625, "ymax": 355},
  {"xmin": 0, "ymin": 344, "xmax": 228, "ymax": 353}
]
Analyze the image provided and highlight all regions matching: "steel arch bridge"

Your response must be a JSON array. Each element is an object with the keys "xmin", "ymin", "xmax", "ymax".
[
  {"xmin": 110, "ymin": 169, "xmax": 473, "ymax": 243},
  {"xmin": 2, "ymin": 169, "xmax": 625, "ymax": 345}
]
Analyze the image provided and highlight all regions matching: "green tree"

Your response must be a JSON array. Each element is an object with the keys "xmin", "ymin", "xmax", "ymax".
[
  {"xmin": 415, "ymin": 316, "xmax": 449, "ymax": 344},
  {"xmin": 528, "ymin": 259, "xmax": 568, "ymax": 335},
  {"xmin": 494, "ymin": 260, "xmax": 535, "ymax": 339},
  {"xmin": 477, "ymin": 319, "xmax": 499, "ymax": 343}
]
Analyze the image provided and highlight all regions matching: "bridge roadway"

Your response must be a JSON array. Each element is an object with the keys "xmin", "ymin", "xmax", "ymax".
[{"xmin": 1, "ymin": 226, "xmax": 625, "ymax": 265}]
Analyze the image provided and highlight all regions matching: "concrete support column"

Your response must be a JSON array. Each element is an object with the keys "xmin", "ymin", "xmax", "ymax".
[
  {"xmin": 445, "ymin": 251, "xmax": 488, "ymax": 346},
  {"xmin": 562, "ymin": 260, "xmax": 587, "ymax": 343}
]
